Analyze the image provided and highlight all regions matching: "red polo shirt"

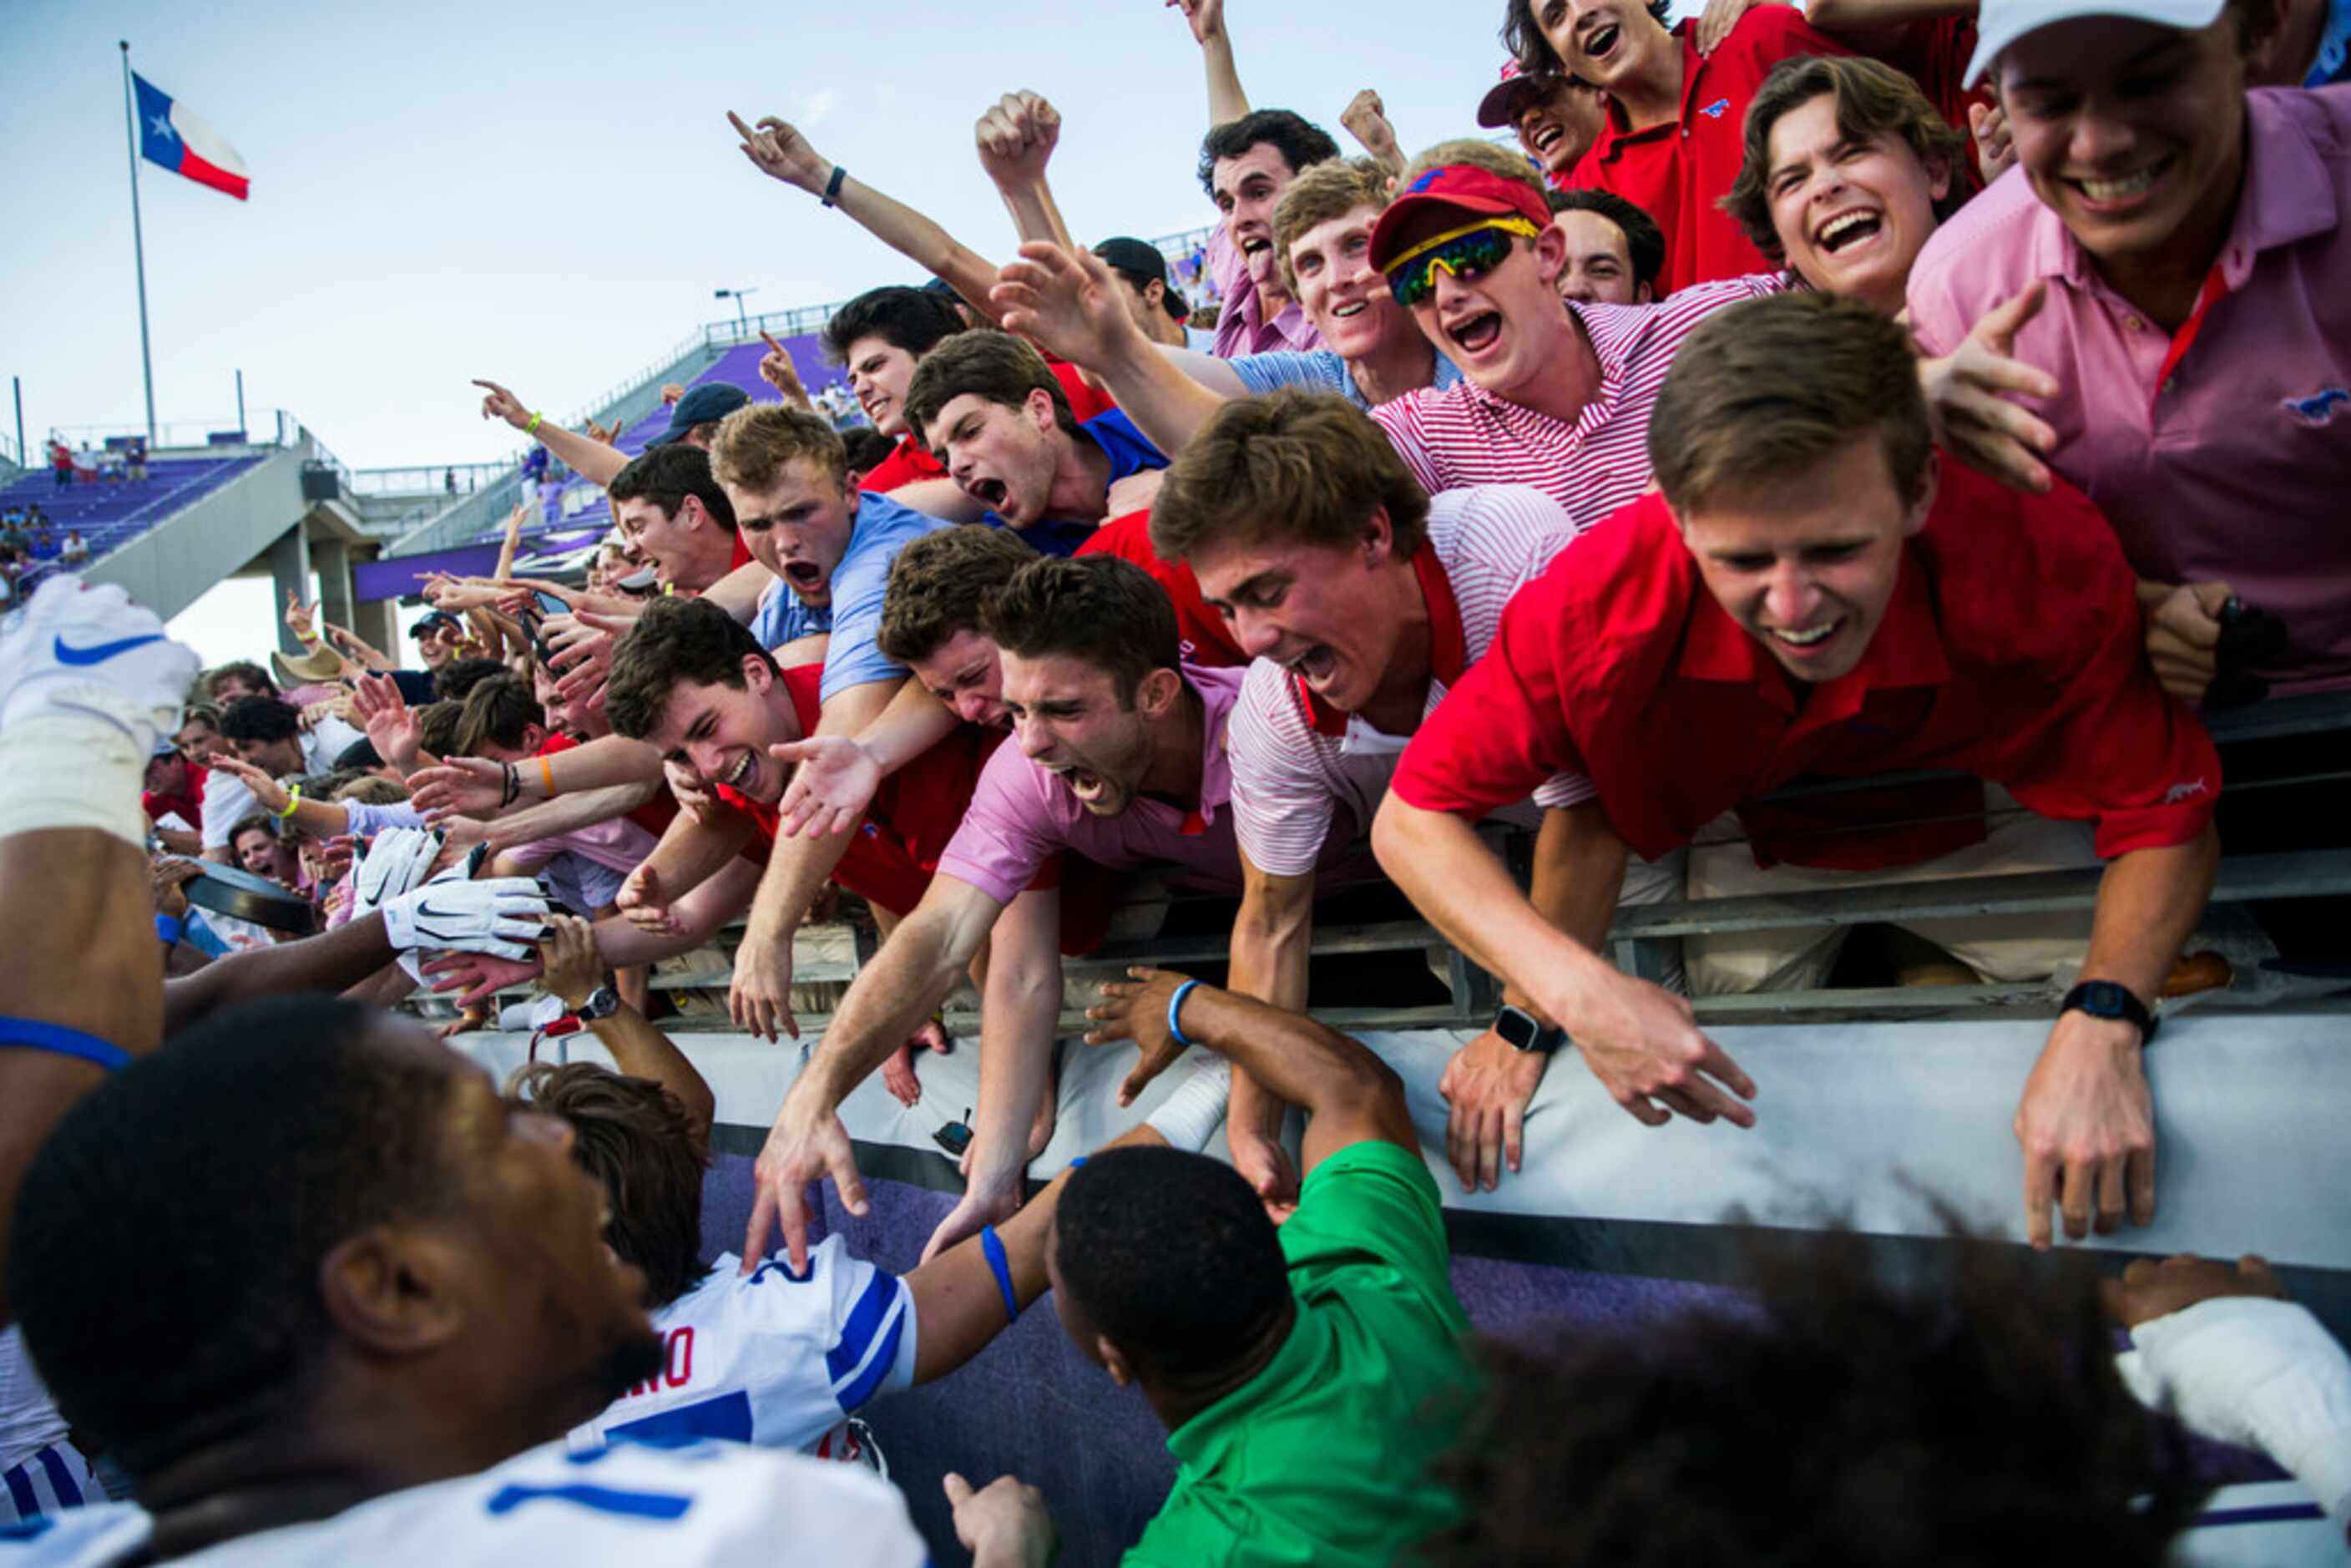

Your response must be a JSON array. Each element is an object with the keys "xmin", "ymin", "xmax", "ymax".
[
  {"xmin": 1566, "ymin": 9, "xmax": 1850, "ymax": 296},
  {"xmin": 1390, "ymin": 461, "xmax": 2220, "ymax": 871},
  {"xmin": 857, "ymin": 362, "xmax": 1114, "ymax": 495},
  {"xmin": 1074, "ymin": 511, "xmax": 1246, "ymax": 669},
  {"xmin": 144, "ymin": 762, "xmax": 206, "ymax": 827}
]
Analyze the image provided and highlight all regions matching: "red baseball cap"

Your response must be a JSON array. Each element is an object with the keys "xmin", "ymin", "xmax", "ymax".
[
  {"xmin": 1368, "ymin": 163, "xmax": 1555, "ymax": 271},
  {"xmin": 1476, "ymin": 58, "xmax": 1560, "ymax": 129}
]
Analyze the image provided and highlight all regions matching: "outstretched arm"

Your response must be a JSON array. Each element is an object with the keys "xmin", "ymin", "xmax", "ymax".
[
  {"xmin": 1169, "ymin": 0, "xmax": 1251, "ymax": 126},
  {"xmin": 538, "ymin": 914, "xmax": 714, "ymax": 1145},
  {"xmin": 729, "ymin": 111, "xmax": 1004, "ymax": 324},
  {"xmin": 1086, "ymin": 968, "xmax": 1413, "ymax": 1173},
  {"xmin": 907, "ymin": 1120, "xmax": 1165, "ymax": 1383},
  {"xmin": 473, "ymin": 380, "xmax": 628, "ymax": 488},
  {"xmin": 993, "ymin": 242, "xmax": 1230, "ymax": 455}
]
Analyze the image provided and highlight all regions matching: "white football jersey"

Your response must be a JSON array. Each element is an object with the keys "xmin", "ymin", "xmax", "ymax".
[
  {"xmin": 0, "ymin": 1437, "xmax": 926, "ymax": 1565},
  {"xmin": 568, "ymin": 1237, "xmax": 918, "ymax": 1463}
]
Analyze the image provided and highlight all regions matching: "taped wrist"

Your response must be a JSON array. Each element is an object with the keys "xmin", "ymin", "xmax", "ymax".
[{"xmin": 1145, "ymin": 1055, "xmax": 1232, "ymax": 1153}]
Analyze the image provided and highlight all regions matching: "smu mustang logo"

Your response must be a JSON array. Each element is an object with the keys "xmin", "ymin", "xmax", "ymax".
[
  {"xmin": 1699, "ymin": 97, "xmax": 1732, "ymax": 119},
  {"xmin": 2283, "ymin": 387, "xmax": 2350, "ymax": 426}
]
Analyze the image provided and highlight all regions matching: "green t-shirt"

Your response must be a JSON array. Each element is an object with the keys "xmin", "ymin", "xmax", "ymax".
[{"xmin": 1124, "ymin": 1140, "xmax": 1475, "ymax": 1567}]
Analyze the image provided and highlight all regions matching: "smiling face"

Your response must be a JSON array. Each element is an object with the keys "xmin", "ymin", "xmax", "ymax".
[
  {"xmin": 639, "ymin": 660, "xmax": 796, "ymax": 805},
  {"xmin": 422, "ymin": 1036, "xmax": 664, "ymax": 1429},
  {"xmin": 1190, "ymin": 523, "xmax": 1413, "ymax": 713},
  {"xmin": 1392, "ymin": 208, "xmax": 1573, "ymax": 397},
  {"xmin": 1287, "ymin": 203, "xmax": 1415, "ymax": 362},
  {"xmin": 724, "ymin": 457, "xmax": 858, "ymax": 609},
  {"xmin": 1676, "ymin": 436, "xmax": 1932, "ymax": 685},
  {"xmin": 925, "ymin": 390, "xmax": 1065, "ymax": 529},
  {"xmin": 174, "ymin": 716, "xmax": 223, "ymax": 764},
  {"xmin": 233, "ymin": 826, "xmax": 281, "ymax": 878},
  {"xmin": 999, "ymin": 650, "xmax": 1163, "ymax": 817},
  {"xmin": 1764, "ymin": 94, "xmax": 1949, "ymax": 315},
  {"xmin": 1516, "ymin": 78, "xmax": 1607, "ymax": 175},
  {"xmin": 909, "ymin": 626, "xmax": 1009, "ymax": 728},
  {"xmin": 230, "ymin": 732, "xmax": 304, "ymax": 777},
  {"xmin": 842, "ymin": 334, "xmax": 924, "ymax": 440},
  {"xmin": 1996, "ymin": 15, "xmax": 2248, "ymax": 281},
  {"xmin": 1540, "ymin": 0, "xmax": 1678, "ymax": 95},
  {"xmin": 1552, "ymin": 209, "xmax": 1647, "ymax": 303},
  {"xmin": 1213, "ymin": 142, "xmax": 1300, "ymax": 299}
]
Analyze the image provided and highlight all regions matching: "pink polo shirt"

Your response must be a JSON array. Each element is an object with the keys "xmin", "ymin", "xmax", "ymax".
[
  {"xmin": 1208, "ymin": 221, "xmax": 1321, "ymax": 359},
  {"xmin": 1908, "ymin": 87, "xmax": 2351, "ymax": 695},
  {"xmin": 933, "ymin": 664, "xmax": 1276, "ymax": 905}
]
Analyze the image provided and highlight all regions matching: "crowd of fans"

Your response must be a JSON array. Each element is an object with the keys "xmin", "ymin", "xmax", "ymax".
[{"xmin": 2, "ymin": 0, "xmax": 2347, "ymax": 1560}]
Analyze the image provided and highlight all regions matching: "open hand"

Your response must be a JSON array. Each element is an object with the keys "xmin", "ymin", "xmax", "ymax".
[
  {"xmin": 1438, "ymin": 1025, "xmax": 1548, "ymax": 1191},
  {"xmin": 1082, "ymin": 966, "xmax": 1194, "ymax": 1104},
  {"xmin": 743, "ymin": 1086, "xmax": 866, "ymax": 1272},
  {"xmin": 993, "ymin": 240, "xmax": 1144, "ymax": 375},
  {"xmin": 1553, "ymin": 963, "xmax": 1757, "ymax": 1127},
  {"xmin": 772, "ymin": 735, "xmax": 881, "ymax": 839},
  {"xmin": 1917, "ymin": 281, "xmax": 2061, "ymax": 494}
]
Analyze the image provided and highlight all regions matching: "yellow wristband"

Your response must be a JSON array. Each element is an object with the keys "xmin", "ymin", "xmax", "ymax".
[
  {"xmin": 538, "ymin": 755, "xmax": 557, "ymax": 798},
  {"xmin": 272, "ymin": 782, "xmax": 302, "ymax": 821},
  {"xmin": 526, "ymin": 411, "xmax": 544, "ymax": 436}
]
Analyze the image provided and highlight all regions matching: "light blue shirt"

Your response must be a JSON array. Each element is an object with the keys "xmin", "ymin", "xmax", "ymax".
[
  {"xmin": 1226, "ymin": 348, "xmax": 1464, "ymax": 408},
  {"xmin": 812, "ymin": 490, "xmax": 952, "ymax": 702},
  {"xmin": 750, "ymin": 581, "xmax": 830, "ymax": 652}
]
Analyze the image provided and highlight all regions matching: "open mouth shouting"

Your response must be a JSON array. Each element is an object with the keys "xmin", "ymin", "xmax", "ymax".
[
  {"xmin": 781, "ymin": 558, "xmax": 829, "ymax": 599},
  {"xmin": 964, "ymin": 475, "xmax": 1012, "ymax": 515},
  {"xmin": 1443, "ymin": 309, "xmax": 1505, "ymax": 358},
  {"xmin": 1289, "ymin": 643, "xmax": 1340, "ymax": 690},
  {"xmin": 1580, "ymin": 20, "xmax": 1623, "ymax": 67},
  {"xmin": 1815, "ymin": 207, "xmax": 1884, "ymax": 255}
]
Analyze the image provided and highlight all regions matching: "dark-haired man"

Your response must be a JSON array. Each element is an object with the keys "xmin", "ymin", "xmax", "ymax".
[
  {"xmin": 609, "ymin": 444, "xmax": 753, "ymax": 597},
  {"xmin": 903, "ymin": 329, "xmax": 1243, "ymax": 663},
  {"xmin": 1376, "ymin": 292, "xmax": 2221, "ymax": 1249},
  {"xmin": 1154, "ymin": 391, "xmax": 1676, "ymax": 1196},
  {"xmin": 1060, "ymin": 969, "xmax": 1476, "ymax": 1565},
  {"xmin": 744, "ymin": 556, "xmax": 1361, "ymax": 1270},
  {"xmin": 1476, "ymin": 58, "xmax": 1608, "ymax": 187},
  {"xmin": 1550, "ymin": 188, "xmax": 1666, "ymax": 303},
  {"xmin": 1166, "ymin": 0, "xmax": 1340, "ymax": 357},
  {"xmin": 1094, "ymin": 236, "xmax": 1193, "ymax": 348},
  {"xmin": 205, "ymin": 693, "xmax": 366, "ymax": 866},
  {"xmin": 1505, "ymin": 0, "xmax": 1850, "ymax": 291}
]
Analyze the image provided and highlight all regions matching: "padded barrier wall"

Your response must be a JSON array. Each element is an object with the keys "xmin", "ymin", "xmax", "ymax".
[{"xmin": 459, "ymin": 1008, "xmax": 2351, "ymax": 1565}]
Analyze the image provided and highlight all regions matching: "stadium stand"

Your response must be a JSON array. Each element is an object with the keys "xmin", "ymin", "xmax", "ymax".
[{"xmin": 0, "ymin": 454, "xmax": 264, "ymax": 571}]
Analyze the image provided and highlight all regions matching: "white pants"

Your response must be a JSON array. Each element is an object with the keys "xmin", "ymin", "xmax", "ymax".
[{"xmin": 1683, "ymin": 788, "xmax": 2098, "ymax": 998}]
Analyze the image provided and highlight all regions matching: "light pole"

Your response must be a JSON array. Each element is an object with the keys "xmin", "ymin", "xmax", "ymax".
[{"xmin": 714, "ymin": 286, "xmax": 758, "ymax": 338}]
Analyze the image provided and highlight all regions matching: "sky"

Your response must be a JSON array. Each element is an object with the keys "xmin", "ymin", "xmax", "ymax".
[
  {"xmin": 2, "ymin": 0, "xmax": 1518, "ymax": 473},
  {"xmin": 3, "ymin": 1, "xmax": 1524, "ymax": 666}
]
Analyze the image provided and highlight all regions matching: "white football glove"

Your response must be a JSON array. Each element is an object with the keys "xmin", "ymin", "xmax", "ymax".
[
  {"xmin": 351, "ymin": 827, "xmax": 442, "ymax": 918},
  {"xmin": 382, "ymin": 877, "xmax": 552, "ymax": 961}
]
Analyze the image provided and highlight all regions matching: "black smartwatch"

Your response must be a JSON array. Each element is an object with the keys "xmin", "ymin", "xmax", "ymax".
[
  {"xmin": 2059, "ymin": 980, "xmax": 2157, "ymax": 1046},
  {"xmin": 1494, "ymin": 1004, "xmax": 1567, "ymax": 1055},
  {"xmin": 576, "ymin": 985, "xmax": 621, "ymax": 1024}
]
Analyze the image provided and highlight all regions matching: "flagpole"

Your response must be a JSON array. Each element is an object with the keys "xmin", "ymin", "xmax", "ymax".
[{"xmin": 118, "ymin": 40, "xmax": 158, "ymax": 447}]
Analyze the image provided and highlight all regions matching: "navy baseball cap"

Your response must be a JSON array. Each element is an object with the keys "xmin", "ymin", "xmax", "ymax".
[
  {"xmin": 649, "ymin": 382, "xmax": 751, "ymax": 447},
  {"xmin": 1092, "ymin": 238, "xmax": 1191, "ymax": 321},
  {"xmin": 412, "ymin": 609, "xmax": 463, "ymax": 639}
]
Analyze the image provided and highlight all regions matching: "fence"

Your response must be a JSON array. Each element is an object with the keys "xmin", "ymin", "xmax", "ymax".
[
  {"xmin": 348, "ymin": 462, "xmax": 514, "ymax": 497},
  {"xmin": 45, "ymin": 412, "xmax": 296, "ymax": 452}
]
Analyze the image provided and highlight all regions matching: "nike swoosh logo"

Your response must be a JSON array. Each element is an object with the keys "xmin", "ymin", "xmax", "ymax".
[{"xmin": 54, "ymin": 633, "xmax": 165, "ymax": 665}]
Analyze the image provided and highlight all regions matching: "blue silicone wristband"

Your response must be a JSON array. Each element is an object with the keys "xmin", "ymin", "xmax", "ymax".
[
  {"xmin": 979, "ymin": 1226, "xmax": 1020, "ymax": 1324},
  {"xmin": 0, "ymin": 1018, "xmax": 132, "ymax": 1073},
  {"xmin": 1166, "ymin": 979, "xmax": 1201, "ymax": 1050},
  {"xmin": 155, "ymin": 913, "xmax": 184, "ymax": 947}
]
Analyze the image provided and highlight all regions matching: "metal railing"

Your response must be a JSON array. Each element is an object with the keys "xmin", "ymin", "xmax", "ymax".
[
  {"xmin": 45, "ymin": 412, "xmax": 294, "ymax": 452},
  {"xmin": 349, "ymin": 462, "xmax": 513, "ymax": 497}
]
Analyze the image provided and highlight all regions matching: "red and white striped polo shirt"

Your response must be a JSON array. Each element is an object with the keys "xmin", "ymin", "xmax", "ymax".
[
  {"xmin": 1227, "ymin": 485, "xmax": 1590, "ymax": 878},
  {"xmin": 1368, "ymin": 277, "xmax": 1773, "ymax": 526}
]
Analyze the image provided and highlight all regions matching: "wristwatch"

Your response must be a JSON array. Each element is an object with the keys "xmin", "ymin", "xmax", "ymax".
[
  {"xmin": 576, "ymin": 985, "xmax": 621, "ymax": 1024},
  {"xmin": 1494, "ymin": 1003, "xmax": 1567, "ymax": 1055},
  {"xmin": 2059, "ymin": 980, "xmax": 2157, "ymax": 1046}
]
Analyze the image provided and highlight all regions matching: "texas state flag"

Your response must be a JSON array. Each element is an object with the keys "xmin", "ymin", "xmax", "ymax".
[{"xmin": 132, "ymin": 72, "xmax": 249, "ymax": 201}]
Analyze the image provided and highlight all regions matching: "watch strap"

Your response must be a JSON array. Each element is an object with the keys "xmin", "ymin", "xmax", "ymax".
[{"xmin": 2060, "ymin": 980, "xmax": 2158, "ymax": 1045}]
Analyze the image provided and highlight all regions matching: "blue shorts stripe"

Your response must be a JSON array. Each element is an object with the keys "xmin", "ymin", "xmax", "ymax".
[
  {"xmin": 823, "ymin": 1267, "xmax": 899, "ymax": 1386},
  {"xmin": 2, "ymin": 1461, "xmax": 38, "ymax": 1522},
  {"xmin": 33, "ymin": 1447, "xmax": 81, "ymax": 1509}
]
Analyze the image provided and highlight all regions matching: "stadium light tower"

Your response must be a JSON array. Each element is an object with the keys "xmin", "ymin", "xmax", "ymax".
[{"xmin": 714, "ymin": 286, "xmax": 758, "ymax": 337}]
